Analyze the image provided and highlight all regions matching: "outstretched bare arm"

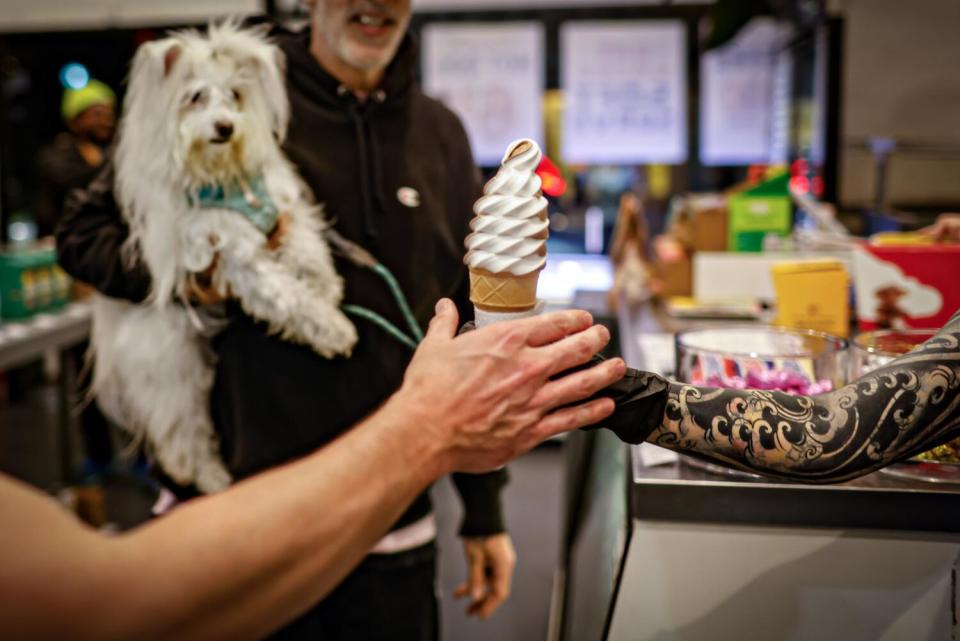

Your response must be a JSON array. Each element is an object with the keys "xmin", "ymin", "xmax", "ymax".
[{"xmin": 0, "ymin": 303, "xmax": 623, "ymax": 641}]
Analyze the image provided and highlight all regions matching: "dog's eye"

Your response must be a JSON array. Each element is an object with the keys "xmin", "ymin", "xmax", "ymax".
[
  {"xmin": 190, "ymin": 91, "xmax": 203, "ymax": 104},
  {"xmin": 231, "ymin": 89, "xmax": 242, "ymax": 103}
]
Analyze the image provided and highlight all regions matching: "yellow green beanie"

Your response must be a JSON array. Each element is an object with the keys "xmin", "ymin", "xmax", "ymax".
[{"xmin": 61, "ymin": 79, "xmax": 115, "ymax": 122}]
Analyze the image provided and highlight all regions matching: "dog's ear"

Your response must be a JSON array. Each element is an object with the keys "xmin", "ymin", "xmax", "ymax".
[
  {"xmin": 163, "ymin": 44, "xmax": 183, "ymax": 77},
  {"xmin": 244, "ymin": 47, "xmax": 290, "ymax": 142},
  {"xmin": 132, "ymin": 38, "xmax": 184, "ymax": 83}
]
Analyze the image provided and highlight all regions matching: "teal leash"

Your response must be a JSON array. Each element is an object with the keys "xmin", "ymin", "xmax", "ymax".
[
  {"xmin": 371, "ymin": 263, "xmax": 424, "ymax": 343},
  {"xmin": 325, "ymin": 229, "xmax": 423, "ymax": 351},
  {"xmin": 341, "ymin": 303, "xmax": 419, "ymax": 351}
]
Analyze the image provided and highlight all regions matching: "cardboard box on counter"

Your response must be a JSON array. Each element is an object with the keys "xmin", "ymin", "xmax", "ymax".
[
  {"xmin": 772, "ymin": 259, "xmax": 850, "ymax": 338},
  {"xmin": 693, "ymin": 251, "xmax": 853, "ymax": 304},
  {"xmin": 653, "ymin": 235, "xmax": 692, "ymax": 298},
  {"xmin": 672, "ymin": 194, "xmax": 728, "ymax": 253},
  {"xmin": 853, "ymin": 238, "xmax": 960, "ymax": 331},
  {"xmin": 727, "ymin": 172, "xmax": 792, "ymax": 252}
]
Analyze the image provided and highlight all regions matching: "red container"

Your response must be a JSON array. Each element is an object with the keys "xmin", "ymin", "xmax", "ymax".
[{"xmin": 853, "ymin": 241, "xmax": 960, "ymax": 331}]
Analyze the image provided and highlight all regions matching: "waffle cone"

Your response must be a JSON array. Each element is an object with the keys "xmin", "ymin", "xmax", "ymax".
[{"xmin": 469, "ymin": 268, "xmax": 541, "ymax": 312}]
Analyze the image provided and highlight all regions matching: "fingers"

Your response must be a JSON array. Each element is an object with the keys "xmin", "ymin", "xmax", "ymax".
[
  {"xmin": 424, "ymin": 298, "xmax": 459, "ymax": 341},
  {"xmin": 920, "ymin": 215, "xmax": 960, "ymax": 242},
  {"xmin": 919, "ymin": 221, "xmax": 945, "ymax": 241},
  {"xmin": 454, "ymin": 541, "xmax": 486, "ymax": 606},
  {"xmin": 537, "ymin": 324, "xmax": 612, "ymax": 377},
  {"xmin": 477, "ymin": 542, "xmax": 515, "ymax": 618},
  {"xmin": 530, "ymin": 357, "xmax": 626, "ymax": 411},
  {"xmin": 266, "ymin": 213, "xmax": 290, "ymax": 250},
  {"xmin": 516, "ymin": 309, "xmax": 594, "ymax": 347},
  {"xmin": 184, "ymin": 271, "xmax": 227, "ymax": 306},
  {"xmin": 534, "ymin": 397, "xmax": 616, "ymax": 440},
  {"xmin": 454, "ymin": 538, "xmax": 516, "ymax": 619}
]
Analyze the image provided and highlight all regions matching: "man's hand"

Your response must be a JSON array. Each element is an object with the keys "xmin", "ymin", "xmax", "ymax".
[
  {"xmin": 920, "ymin": 213, "xmax": 960, "ymax": 243},
  {"xmin": 182, "ymin": 213, "xmax": 290, "ymax": 305},
  {"xmin": 266, "ymin": 212, "xmax": 291, "ymax": 251},
  {"xmin": 394, "ymin": 298, "xmax": 624, "ymax": 476},
  {"xmin": 454, "ymin": 534, "xmax": 516, "ymax": 619},
  {"xmin": 183, "ymin": 254, "xmax": 227, "ymax": 305}
]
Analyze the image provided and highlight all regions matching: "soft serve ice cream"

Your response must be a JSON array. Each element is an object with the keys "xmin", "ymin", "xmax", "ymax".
[{"xmin": 464, "ymin": 139, "xmax": 549, "ymax": 313}]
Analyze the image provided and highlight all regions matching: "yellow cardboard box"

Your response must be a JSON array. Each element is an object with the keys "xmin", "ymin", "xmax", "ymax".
[{"xmin": 771, "ymin": 259, "xmax": 850, "ymax": 338}]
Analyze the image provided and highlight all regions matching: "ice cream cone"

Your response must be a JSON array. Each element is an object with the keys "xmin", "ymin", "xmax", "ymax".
[
  {"xmin": 469, "ymin": 267, "xmax": 540, "ymax": 312},
  {"xmin": 465, "ymin": 138, "xmax": 550, "ymax": 319}
]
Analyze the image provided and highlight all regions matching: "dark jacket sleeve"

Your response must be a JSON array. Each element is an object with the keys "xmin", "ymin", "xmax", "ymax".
[
  {"xmin": 54, "ymin": 159, "xmax": 152, "ymax": 302},
  {"xmin": 443, "ymin": 104, "xmax": 508, "ymax": 537}
]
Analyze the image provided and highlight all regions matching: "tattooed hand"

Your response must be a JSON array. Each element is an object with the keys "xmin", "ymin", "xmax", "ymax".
[{"xmin": 648, "ymin": 311, "xmax": 960, "ymax": 481}]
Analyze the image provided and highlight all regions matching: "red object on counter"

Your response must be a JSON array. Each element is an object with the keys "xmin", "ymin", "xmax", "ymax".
[
  {"xmin": 536, "ymin": 155, "xmax": 566, "ymax": 197},
  {"xmin": 853, "ymin": 241, "xmax": 960, "ymax": 331}
]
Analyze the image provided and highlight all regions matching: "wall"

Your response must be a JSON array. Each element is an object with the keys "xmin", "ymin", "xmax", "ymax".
[
  {"xmin": 0, "ymin": 0, "xmax": 260, "ymax": 31},
  {"xmin": 830, "ymin": 0, "xmax": 960, "ymax": 208},
  {"xmin": 413, "ymin": 0, "xmax": 676, "ymax": 9}
]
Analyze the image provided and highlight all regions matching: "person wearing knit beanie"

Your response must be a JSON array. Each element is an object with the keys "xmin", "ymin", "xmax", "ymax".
[
  {"xmin": 60, "ymin": 78, "xmax": 116, "ymax": 163},
  {"xmin": 36, "ymin": 78, "xmax": 117, "ymax": 234}
]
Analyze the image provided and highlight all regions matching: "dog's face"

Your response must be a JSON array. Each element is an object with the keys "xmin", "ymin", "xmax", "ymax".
[
  {"xmin": 176, "ymin": 55, "xmax": 251, "ymax": 177},
  {"xmin": 121, "ymin": 24, "xmax": 290, "ymax": 186}
]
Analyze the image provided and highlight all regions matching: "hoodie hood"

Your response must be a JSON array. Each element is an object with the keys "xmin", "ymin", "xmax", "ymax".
[{"xmin": 274, "ymin": 25, "xmax": 418, "ymax": 117}]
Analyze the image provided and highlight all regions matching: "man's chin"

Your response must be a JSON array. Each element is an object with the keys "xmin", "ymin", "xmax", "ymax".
[{"xmin": 340, "ymin": 41, "xmax": 400, "ymax": 73}]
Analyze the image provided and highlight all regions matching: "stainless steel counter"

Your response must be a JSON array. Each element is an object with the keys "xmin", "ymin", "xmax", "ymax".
[
  {"xmin": 1, "ymin": 303, "xmax": 92, "ymax": 486},
  {"xmin": 631, "ymin": 450, "xmax": 960, "ymax": 533}
]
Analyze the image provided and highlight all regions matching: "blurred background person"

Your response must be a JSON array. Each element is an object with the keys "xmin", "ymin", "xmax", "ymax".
[{"xmin": 35, "ymin": 78, "xmax": 115, "ymax": 237}]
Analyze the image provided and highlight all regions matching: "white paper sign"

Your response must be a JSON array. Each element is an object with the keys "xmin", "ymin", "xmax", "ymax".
[
  {"xmin": 561, "ymin": 21, "xmax": 687, "ymax": 165},
  {"xmin": 700, "ymin": 19, "xmax": 787, "ymax": 166},
  {"xmin": 422, "ymin": 23, "xmax": 545, "ymax": 166}
]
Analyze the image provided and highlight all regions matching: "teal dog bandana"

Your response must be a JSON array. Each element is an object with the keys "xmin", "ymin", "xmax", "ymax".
[{"xmin": 188, "ymin": 175, "xmax": 279, "ymax": 235}]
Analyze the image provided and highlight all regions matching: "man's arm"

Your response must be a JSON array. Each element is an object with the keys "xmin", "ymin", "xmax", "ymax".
[
  {"xmin": 54, "ymin": 159, "xmax": 152, "ymax": 302},
  {"xmin": 0, "ymin": 301, "xmax": 625, "ymax": 641},
  {"xmin": 642, "ymin": 311, "xmax": 960, "ymax": 481}
]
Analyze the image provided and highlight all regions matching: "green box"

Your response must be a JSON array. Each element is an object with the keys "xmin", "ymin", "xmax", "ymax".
[
  {"xmin": 728, "ymin": 172, "xmax": 793, "ymax": 252},
  {"xmin": 0, "ymin": 246, "xmax": 72, "ymax": 320}
]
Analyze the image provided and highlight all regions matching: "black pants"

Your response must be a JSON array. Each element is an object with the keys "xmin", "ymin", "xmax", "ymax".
[
  {"xmin": 73, "ymin": 342, "xmax": 114, "ymax": 466},
  {"xmin": 267, "ymin": 542, "xmax": 439, "ymax": 641}
]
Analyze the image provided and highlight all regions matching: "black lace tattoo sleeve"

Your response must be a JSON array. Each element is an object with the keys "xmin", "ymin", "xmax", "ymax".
[{"xmin": 649, "ymin": 311, "xmax": 960, "ymax": 482}]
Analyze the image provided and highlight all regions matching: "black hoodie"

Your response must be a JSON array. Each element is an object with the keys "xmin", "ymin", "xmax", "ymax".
[{"xmin": 55, "ymin": 26, "xmax": 506, "ymax": 537}]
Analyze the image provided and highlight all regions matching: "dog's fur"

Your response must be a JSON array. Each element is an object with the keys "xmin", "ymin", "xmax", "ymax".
[{"xmin": 90, "ymin": 22, "xmax": 356, "ymax": 493}]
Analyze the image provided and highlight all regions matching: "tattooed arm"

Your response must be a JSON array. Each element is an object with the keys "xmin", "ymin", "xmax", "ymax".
[
  {"xmin": 654, "ymin": 311, "xmax": 960, "ymax": 481},
  {"xmin": 599, "ymin": 310, "xmax": 960, "ymax": 482}
]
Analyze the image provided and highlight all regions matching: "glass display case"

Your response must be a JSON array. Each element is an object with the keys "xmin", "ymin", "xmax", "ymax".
[
  {"xmin": 675, "ymin": 325, "xmax": 847, "ymax": 478},
  {"xmin": 852, "ymin": 329, "xmax": 960, "ymax": 484}
]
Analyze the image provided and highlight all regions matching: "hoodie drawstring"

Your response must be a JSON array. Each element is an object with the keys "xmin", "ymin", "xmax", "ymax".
[
  {"xmin": 367, "ymin": 118, "xmax": 388, "ymax": 217},
  {"xmin": 345, "ymin": 88, "xmax": 389, "ymax": 243},
  {"xmin": 349, "ymin": 106, "xmax": 379, "ymax": 241}
]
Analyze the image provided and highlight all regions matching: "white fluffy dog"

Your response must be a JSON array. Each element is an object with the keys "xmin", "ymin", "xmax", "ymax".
[{"xmin": 90, "ymin": 22, "xmax": 357, "ymax": 493}]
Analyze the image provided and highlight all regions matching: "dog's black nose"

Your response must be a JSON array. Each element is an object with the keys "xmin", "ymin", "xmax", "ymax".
[{"xmin": 214, "ymin": 121, "xmax": 234, "ymax": 140}]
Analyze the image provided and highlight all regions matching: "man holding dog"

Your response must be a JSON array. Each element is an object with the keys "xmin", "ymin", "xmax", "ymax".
[{"xmin": 55, "ymin": 0, "xmax": 582, "ymax": 639}]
